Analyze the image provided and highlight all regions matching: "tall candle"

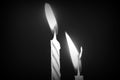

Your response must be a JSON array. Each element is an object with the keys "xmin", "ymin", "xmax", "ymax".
[
  {"xmin": 65, "ymin": 32, "xmax": 83, "ymax": 80},
  {"xmin": 45, "ymin": 3, "xmax": 61, "ymax": 80}
]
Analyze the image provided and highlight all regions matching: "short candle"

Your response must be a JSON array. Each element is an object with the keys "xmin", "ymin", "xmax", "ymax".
[{"xmin": 65, "ymin": 32, "xmax": 83, "ymax": 80}]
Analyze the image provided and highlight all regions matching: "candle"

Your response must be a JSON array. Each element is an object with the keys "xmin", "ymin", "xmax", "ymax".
[
  {"xmin": 65, "ymin": 32, "xmax": 83, "ymax": 80},
  {"xmin": 45, "ymin": 3, "xmax": 61, "ymax": 80}
]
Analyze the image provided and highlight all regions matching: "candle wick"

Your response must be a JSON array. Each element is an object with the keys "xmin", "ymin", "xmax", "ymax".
[{"xmin": 53, "ymin": 32, "xmax": 57, "ymax": 40}]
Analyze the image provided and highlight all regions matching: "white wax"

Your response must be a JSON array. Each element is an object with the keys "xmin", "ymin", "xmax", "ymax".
[{"xmin": 51, "ymin": 37, "xmax": 61, "ymax": 80}]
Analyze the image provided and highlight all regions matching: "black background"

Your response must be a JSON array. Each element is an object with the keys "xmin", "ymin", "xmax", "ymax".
[{"xmin": 2, "ymin": 0, "xmax": 116, "ymax": 80}]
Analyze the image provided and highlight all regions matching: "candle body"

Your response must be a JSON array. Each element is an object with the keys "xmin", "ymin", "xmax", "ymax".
[
  {"xmin": 75, "ymin": 59, "xmax": 83, "ymax": 80},
  {"xmin": 51, "ymin": 38, "xmax": 61, "ymax": 80}
]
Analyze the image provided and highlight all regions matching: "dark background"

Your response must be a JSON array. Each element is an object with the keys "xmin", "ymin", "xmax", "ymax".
[{"xmin": 2, "ymin": 0, "xmax": 116, "ymax": 80}]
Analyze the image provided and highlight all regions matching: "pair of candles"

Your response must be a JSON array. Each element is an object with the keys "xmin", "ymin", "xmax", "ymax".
[{"xmin": 45, "ymin": 3, "xmax": 83, "ymax": 80}]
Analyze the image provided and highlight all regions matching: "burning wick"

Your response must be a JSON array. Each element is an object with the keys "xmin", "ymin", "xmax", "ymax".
[
  {"xmin": 45, "ymin": 3, "xmax": 61, "ymax": 80},
  {"xmin": 65, "ymin": 32, "xmax": 83, "ymax": 80}
]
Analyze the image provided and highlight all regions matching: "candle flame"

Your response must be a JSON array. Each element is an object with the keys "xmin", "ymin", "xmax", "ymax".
[
  {"xmin": 79, "ymin": 46, "xmax": 83, "ymax": 59},
  {"xmin": 45, "ymin": 3, "xmax": 58, "ymax": 32},
  {"xmin": 65, "ymin": 32, "xmax": 79, "ymax": 69}
]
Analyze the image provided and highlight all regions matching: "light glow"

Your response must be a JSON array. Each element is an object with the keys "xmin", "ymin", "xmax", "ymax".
[
  {"xmin": 65, "ymin": 32, "xmax": 79, "ymax": 69},
  {"xmin": 45, "ymin": 3, "xmax": 57, "ymax": 31}
]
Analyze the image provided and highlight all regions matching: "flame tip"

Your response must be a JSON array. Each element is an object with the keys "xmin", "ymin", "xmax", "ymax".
[
  {"xmin": 80, "ymin": 46, "xmax": 82, "ymax": 50},
  {"xmin": 45, "ymin": 2, "xmax": 48, "ymax": 4},
  {"xmin": 45, "ymin": 2, "xmax": 57, "ymax": 32},
  {"xmin": 45, "ymin": 3, "xmax": 48, "ymax": 7},
  {"xmin": 65, "ymin": 32, "xmax": 67, "ymax": 35},
  {"xmin": 65, "ymin": 32, "xmax": 69, "ymax": 36}
]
